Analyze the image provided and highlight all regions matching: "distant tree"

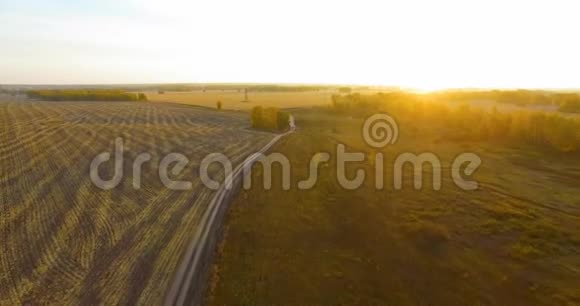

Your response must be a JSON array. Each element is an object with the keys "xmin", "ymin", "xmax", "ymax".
[
  {"xmin": 250, "ymin": 106, "xmax": 289, "ymax": 131},
  {"xmin": 276, "ymin": 111, "xmax": 290, "ymax": 130},
  {"xmin": 138, "ymin": 93, "xmax": 147, "ymax": 101},
  {"xmin": 262, "ymin": 107, "xmax": 278, "ymax": 129},
  {"xmin": 251, "ymin": 106, "xmax": 264, "ymax": 128},
  {"xmin": 217, "ymin": 100, "xmax": 222, "ymax": 110}
]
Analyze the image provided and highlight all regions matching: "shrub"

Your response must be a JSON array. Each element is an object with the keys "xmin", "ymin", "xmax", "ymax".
[
  {"xmin": 276, "ymin": 111, "xmax": 290, "ymax": 130},
  {"xmin": 251, "ymin": 106, "xmax": 264, "ymax": 128},
  {"xmin": 261, "ymin": 107, "xmax": 279, "ymax": 129},
  {"xmin": 250, "ymin": 106, "xmax": 290, "ymax": 131},
  {"xmin": 217, "ymin": 101, "xmax": 222, "ymax": 110}
]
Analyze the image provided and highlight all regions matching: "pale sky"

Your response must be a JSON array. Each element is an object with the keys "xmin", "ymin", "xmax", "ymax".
[{"xmin": 0, "ymin": 0, "xmax": 579, "ymax": 89}]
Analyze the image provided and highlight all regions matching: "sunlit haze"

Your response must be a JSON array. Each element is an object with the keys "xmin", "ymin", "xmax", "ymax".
[{"xmin": 1, "ymin": 0, "xmax": 579, "ymax": 89}]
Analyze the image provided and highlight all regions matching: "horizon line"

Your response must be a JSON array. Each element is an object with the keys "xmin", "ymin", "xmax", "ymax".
[{"xmin": 2, "ymin": 82, "xmax": 579, "ymax": 92}]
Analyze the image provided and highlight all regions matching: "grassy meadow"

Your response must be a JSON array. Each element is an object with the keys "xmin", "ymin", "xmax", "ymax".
[{"xmin": 208, "ymin": 106, "xmax": 580, "ymax": 305}]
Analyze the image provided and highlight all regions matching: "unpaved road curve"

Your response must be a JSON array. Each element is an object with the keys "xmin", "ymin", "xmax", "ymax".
[{"xmin": 165, "ymin": 116, "xmax": 295, "ymax": 306}]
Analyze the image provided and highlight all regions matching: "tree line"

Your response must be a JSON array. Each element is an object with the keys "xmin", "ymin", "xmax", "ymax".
[
  {"xmin": 331, "ymin": 93, "xmax": 580, "ymax": 153},
  {"xmin": 432, "ymin": 90, "xmax": 580, "ymax": 113},
  {"xmin": 27, "ymin": 90, "xmax": 147, "ymax": 102}
]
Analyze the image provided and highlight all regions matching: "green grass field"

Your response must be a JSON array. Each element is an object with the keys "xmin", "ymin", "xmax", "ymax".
[{"xmin": 208, "ymin": 109, "xmax": 580, "ymax": 306}]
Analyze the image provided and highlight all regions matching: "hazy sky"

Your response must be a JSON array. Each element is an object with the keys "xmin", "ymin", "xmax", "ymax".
[{"xmin": 1, "ymin": 0, "xmax": 579, "ymax": 89}]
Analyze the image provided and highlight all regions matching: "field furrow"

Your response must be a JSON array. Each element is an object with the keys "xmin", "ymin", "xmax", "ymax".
[{"xmin": 0, "ymin": 100, "xmax": 272, "ymax": 304}]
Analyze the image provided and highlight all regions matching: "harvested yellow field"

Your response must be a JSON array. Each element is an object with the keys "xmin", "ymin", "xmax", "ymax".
[
  {"xmin": 147, "ymin": 91, "xmax": 333, "ymax": 110},
  {"xmin": 0, "ymin": 100, "xmax": 273, "ymax": 304}
]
